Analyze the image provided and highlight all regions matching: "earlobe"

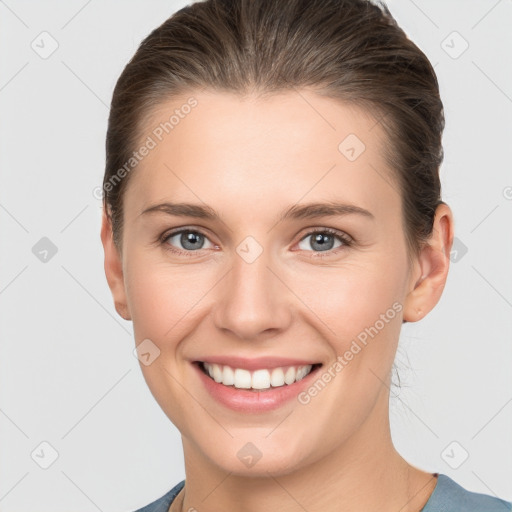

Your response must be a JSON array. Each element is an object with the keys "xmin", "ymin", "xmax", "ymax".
[
  {"xmin": 403, "ymin": 203, "xmax": 454, "ymax": 323},
  {"xmin": 100, "ymin": 208, "xmax": 132, "ymax": 321}
]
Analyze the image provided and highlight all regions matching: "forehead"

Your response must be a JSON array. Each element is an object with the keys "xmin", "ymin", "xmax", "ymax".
[{"xmin": 124, "ymin": 89, "xmax": 401, "ymax": 221}]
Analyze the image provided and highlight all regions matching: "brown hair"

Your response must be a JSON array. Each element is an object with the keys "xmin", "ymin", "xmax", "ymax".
[{"xmin": 103, "ymin": 0, "xmax": 445, "ymax": 262}]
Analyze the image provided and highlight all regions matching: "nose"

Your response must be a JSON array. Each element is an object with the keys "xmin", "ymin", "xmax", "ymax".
[{"xmin": 213, "ymin": 248, "xmax": 293, "ymax": 341}]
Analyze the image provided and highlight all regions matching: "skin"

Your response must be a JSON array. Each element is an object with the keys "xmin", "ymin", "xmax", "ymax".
[{"xmin": 101, "ymin": 89, "xmax": 454, "ymax": 512}]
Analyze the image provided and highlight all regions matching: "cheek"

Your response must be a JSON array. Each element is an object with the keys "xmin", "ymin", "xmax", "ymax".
[
  {"xmin": 124, "ymin": 255, "xmax": 216, "ymax": 429},
  {"xmin": 294, "ymin": 258, "xmax": 405, "ymax": 334},
  {"xmin": 287, "ymin": 255, "xmax": 407, "ymax": 392},
  {"xmin": 124, "ymin": 250, "xmax": 214, "ymax": 344}
]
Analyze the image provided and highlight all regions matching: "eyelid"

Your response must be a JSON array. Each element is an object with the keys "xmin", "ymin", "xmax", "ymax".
[{"xmin": 297, "ymin": 226, "xmax": 353, "ymax": 244}]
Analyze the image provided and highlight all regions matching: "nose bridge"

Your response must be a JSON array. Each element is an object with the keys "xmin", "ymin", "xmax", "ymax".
[{"xmin": 213, "ymin": 242, "xmax": 291, "ymax": 340}]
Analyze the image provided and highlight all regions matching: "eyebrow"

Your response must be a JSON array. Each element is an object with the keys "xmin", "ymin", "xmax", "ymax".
[{"xmin": 139, "ymin": 201, "xmax": 374, "ymax": 222}]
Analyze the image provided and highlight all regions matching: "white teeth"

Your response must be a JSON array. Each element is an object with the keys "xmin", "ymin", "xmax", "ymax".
[
  {"xmin": 284, "ymin": 367, "xmax": 296, "ymax": 385},
  {"xmin": 202, "ymin": 363, "xmax": 314, "ymax": 390},
  {"xmin": 222, "ymin": 365, "xmax": 235, "ymax": 386},
  {"xmin": 251, "ymin": 369, "xmax": 271, "ymax": 390},
  {"xmin": 234, "ymin": 368, "xmax": 252, "ymax": 389},
  {"xmin": 270, "ymin": 367, "xmax": 285, "ymax": 387},
  {"xmin": 212, "ymin": 364, "xmax": 223, "ymax": 383},
  {"xmin": 296, "ymin": 365, "xmax": 309, "ymax": 380}
]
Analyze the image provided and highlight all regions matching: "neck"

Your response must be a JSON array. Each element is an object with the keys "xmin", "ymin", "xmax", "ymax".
[{"xmin": 177, "ymin": 388, "xmax": 437, "ymax": 512}]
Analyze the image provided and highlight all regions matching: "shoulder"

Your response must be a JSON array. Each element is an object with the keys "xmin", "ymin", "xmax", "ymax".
[
  {"xmin": 422, "ymin": 474, "xmax": 511, "ymax": 512},
  {"xmin": 131, "ymin": 475, "xmax": 512, "ymax": 512},
  {"xmin": 132, "ymin": 480, "xmax": 185, "ymax": 512}
]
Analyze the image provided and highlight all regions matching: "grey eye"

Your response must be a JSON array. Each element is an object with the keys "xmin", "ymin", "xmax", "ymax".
[
  {"xmin": 166, "ymin": 231, "xmax": 214, "ymax": 251},
  {"xmin": 298, "ymin": 232, "xmax": 343, "ymax": 252}
]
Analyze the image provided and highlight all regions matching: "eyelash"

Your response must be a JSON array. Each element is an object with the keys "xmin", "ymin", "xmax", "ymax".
[{"xmin": 158, "ymin": 226, "xmax": 353, "ymax": 259}]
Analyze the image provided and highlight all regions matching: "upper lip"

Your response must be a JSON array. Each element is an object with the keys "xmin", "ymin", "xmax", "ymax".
[{"xmin": 194, "ymin": 356, "xmax": 321, "ymax": 371}]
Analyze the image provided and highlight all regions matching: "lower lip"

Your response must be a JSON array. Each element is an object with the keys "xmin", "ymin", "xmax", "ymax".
[{"xmin": 193, "ymin": 363, "xmax": 321, "ymax": 413}]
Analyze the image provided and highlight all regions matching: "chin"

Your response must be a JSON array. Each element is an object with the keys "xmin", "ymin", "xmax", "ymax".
[
  {"xmin": 192, "ymin": 434, "xmax": 316, "ymax": 478},
  {"xmin": 216, "ymin": 451, "xmax": 306, "ymax": 478}
]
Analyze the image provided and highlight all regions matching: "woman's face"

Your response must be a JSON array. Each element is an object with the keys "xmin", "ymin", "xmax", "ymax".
[{"xmin": 106, "ymin": 89, "xmax": 424, "ymax": 476}]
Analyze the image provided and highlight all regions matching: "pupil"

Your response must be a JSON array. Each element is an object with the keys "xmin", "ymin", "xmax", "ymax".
[
  {"xmin": 181, "ymin": 232, "xmax": 203, "ymax": 250},
  {"xmin": 312, "ymin": 233, "xmax": 333, "ymax": 251}
]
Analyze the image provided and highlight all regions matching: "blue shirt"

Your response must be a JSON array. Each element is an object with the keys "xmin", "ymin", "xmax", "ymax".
[{"xmin": 134, "ymin": 473, "xmax": 512, "ymax": 511}]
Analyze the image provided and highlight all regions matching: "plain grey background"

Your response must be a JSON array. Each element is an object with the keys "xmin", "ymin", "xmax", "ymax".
[{"xmin": 0, "ymin": 1, "xmax": 511, "ymax": 511}]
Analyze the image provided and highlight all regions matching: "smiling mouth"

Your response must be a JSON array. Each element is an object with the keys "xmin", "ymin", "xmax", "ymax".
[{"xmin": 196, "ymin": 361, "xmax": 322, "ymax": 391}]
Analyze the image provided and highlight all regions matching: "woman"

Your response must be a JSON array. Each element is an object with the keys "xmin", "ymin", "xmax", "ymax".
[{"xmin": 100, "ymin": 0, "xmax": 511, "ymax": 510}]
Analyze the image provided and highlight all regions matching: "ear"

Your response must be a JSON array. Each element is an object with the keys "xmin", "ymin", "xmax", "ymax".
[
  {"xmin": 403, "ymin": 203, "xmax": 454, "ymax": 322},
  {"xmin": 100, "ymin": 207, "xmax": 132, "ymax": 321}
]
